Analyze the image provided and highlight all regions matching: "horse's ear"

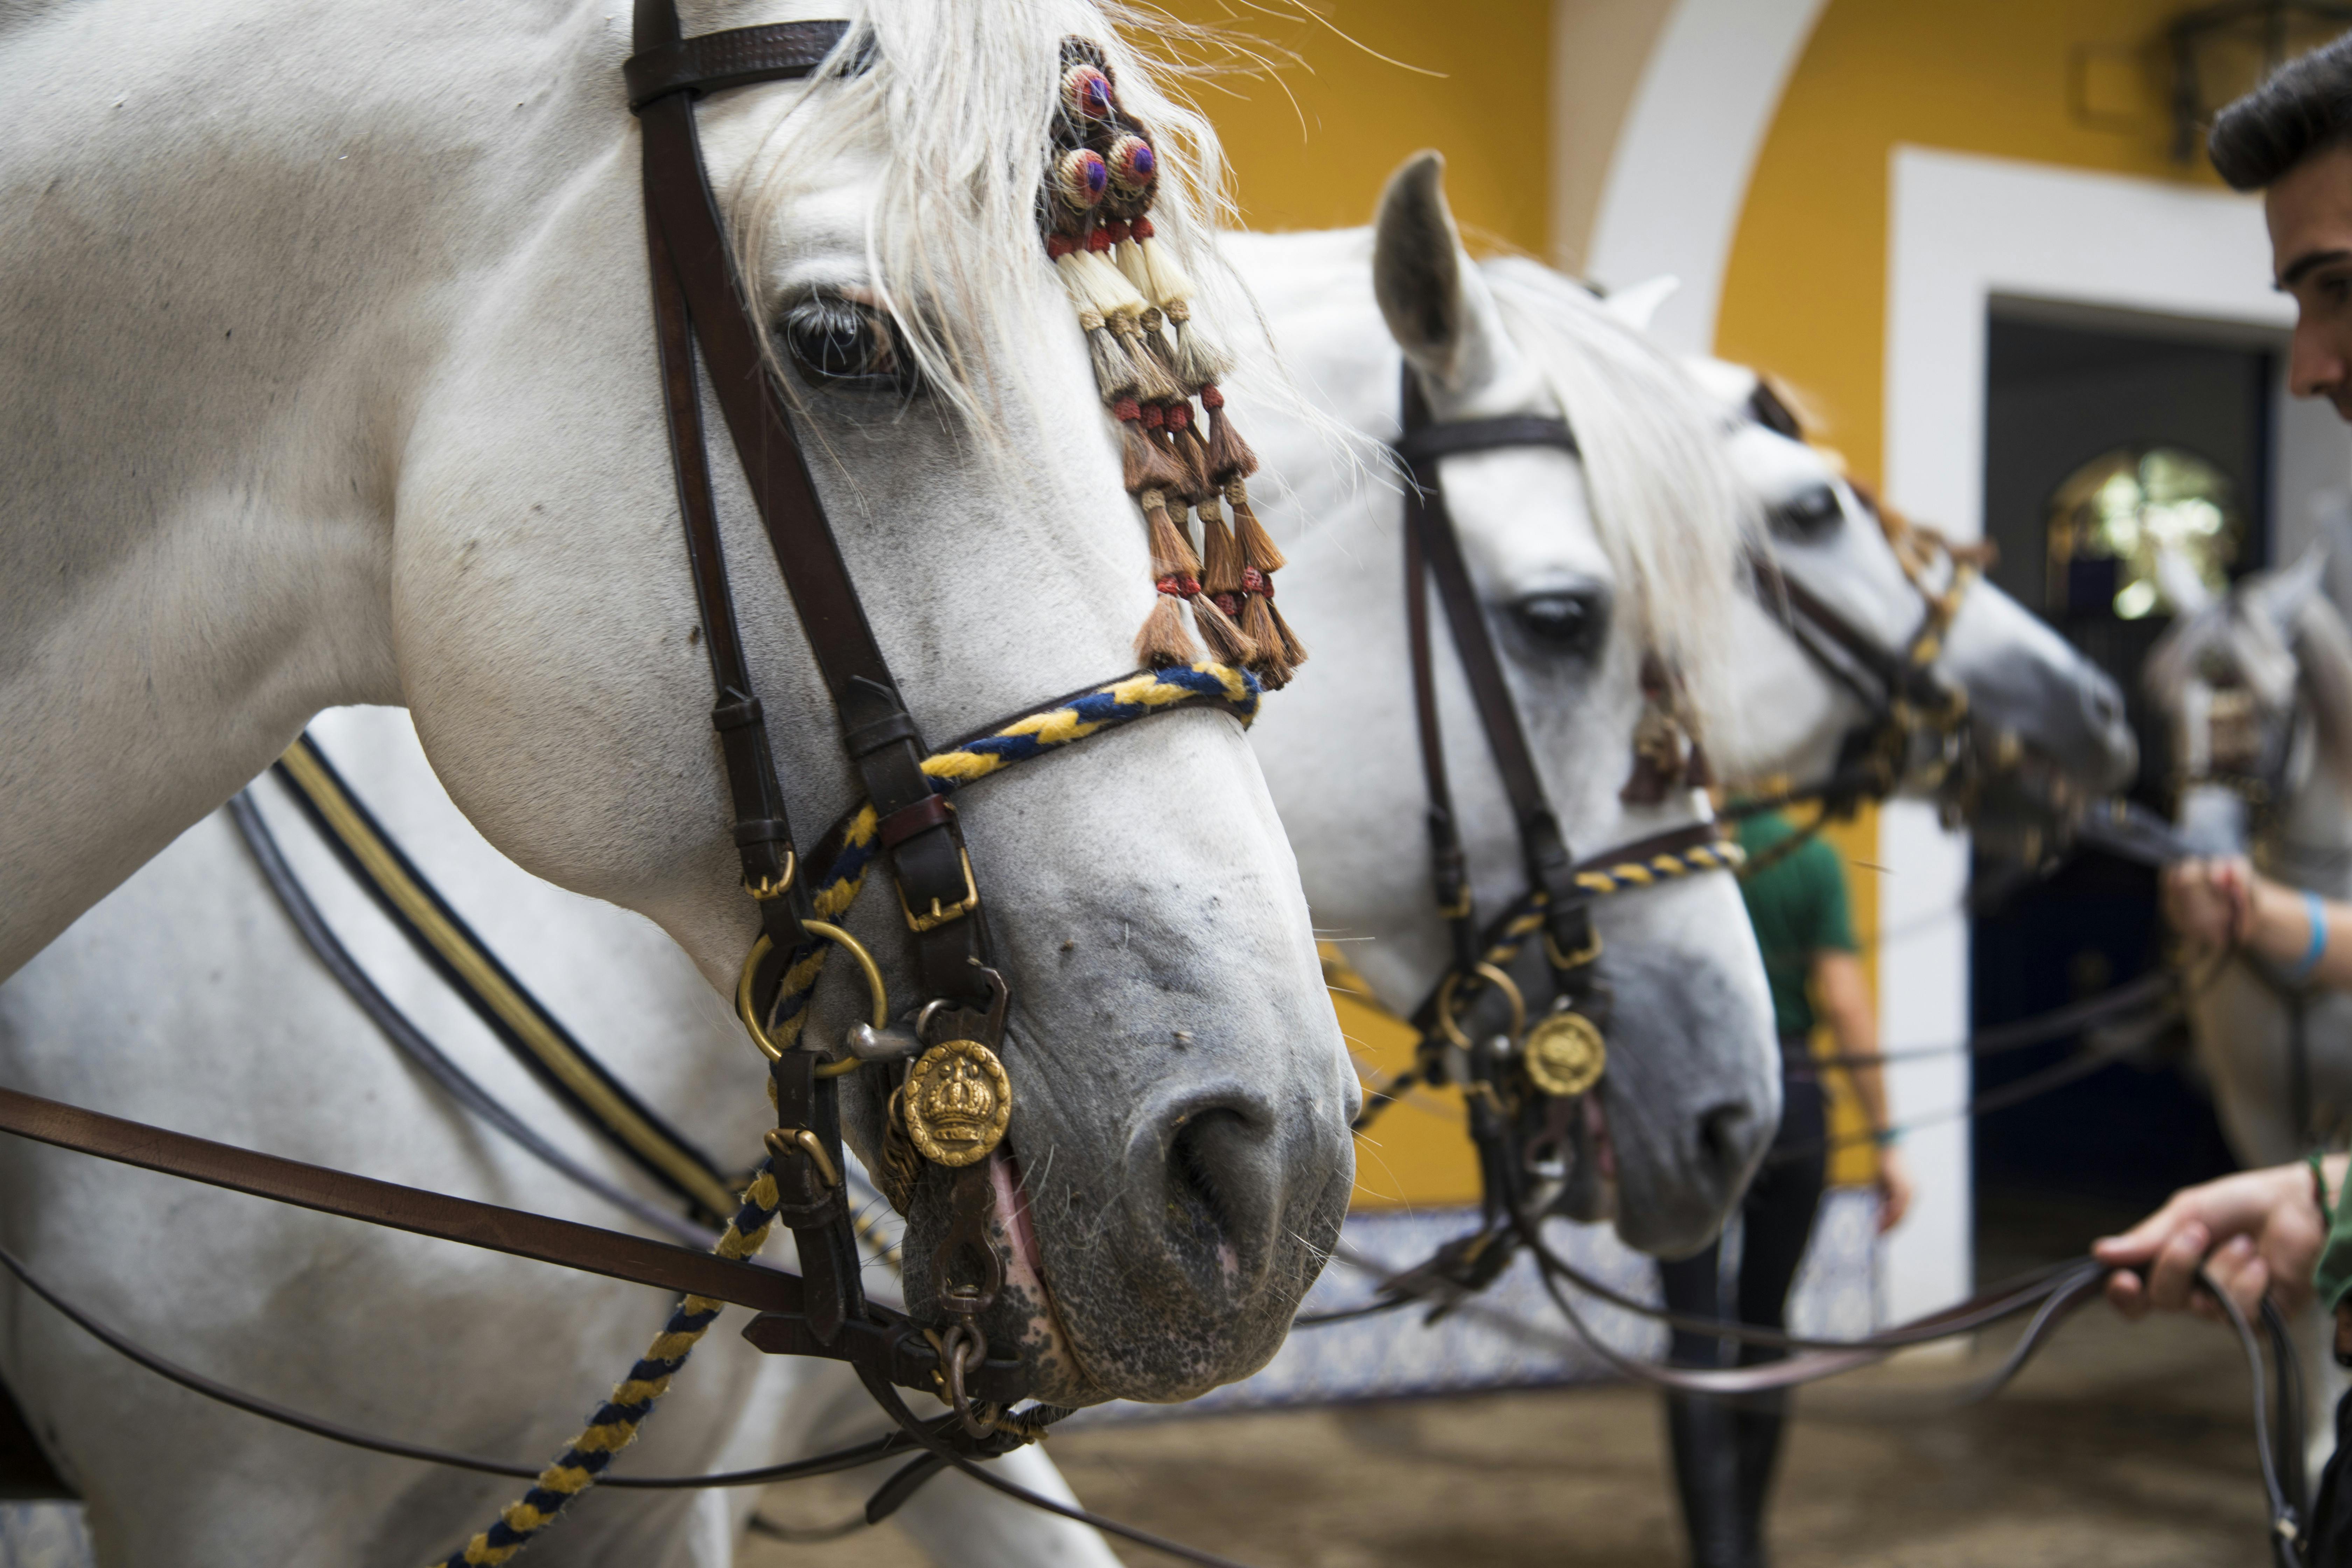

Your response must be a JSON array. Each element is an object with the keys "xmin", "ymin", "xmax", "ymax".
[
  {"xmin": 2255, "ymin": 543, "xmax": 2328, "ymax": 632},
  {"xmin": 1373, "ymin": 151, "xmax": 1504, "ymax": 396},
  {"xmin": 1601, "ymin": 274, "xmax": 1680, "ymax": 332}
]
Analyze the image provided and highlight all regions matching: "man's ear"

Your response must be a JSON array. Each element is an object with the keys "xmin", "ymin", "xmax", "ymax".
[{"xmin": 1372, "ymin": 150, "xmax": 1506, "ymax": 397}]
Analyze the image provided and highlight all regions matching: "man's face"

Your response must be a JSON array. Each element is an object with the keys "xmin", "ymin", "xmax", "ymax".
[{"xmin": 2270, "ymin": 142, "xmax": 2352, "ymax": 420}]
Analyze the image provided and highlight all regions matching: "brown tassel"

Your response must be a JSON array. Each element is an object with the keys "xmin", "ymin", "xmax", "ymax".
[
  {"xmin": 1241, "ymin": 590, "xmax": 1307, "ymax": 687},
  {"xmin": 1141, "ymin": 486, "xmax": 1200, "ymax": 580},
  {"xmin": 1135, "ymin": 592, "xmax": 1199, "ymax": 668},
  {"xmin": 1119, "ymin": 402, "xmax": 1186, "ymax": 493},
  {"xmin": 1190, "ymin": 587, "xmax": 1256, "ymax": 667},
  {"xmin": 1199, "ymin": 385, "xmax": 1258, "ymax": 482},
  {"xmin": 1135, "ymin": 486, "xmax": 1203, "ymax": 668},
  {"xmin": 1163, "ymin": 401, "xmax": 1213, "ymax": 504},
  {"xmin": 1226, "ymin": 476, "xmax": 1288, "ymax": 574},
  {"xmin": 1197, "ymin": 494, "xmax": 1245, "ymax": 602}
]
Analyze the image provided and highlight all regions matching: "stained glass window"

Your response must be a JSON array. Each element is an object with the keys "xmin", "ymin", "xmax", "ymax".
[{"xmin": 2044, "ymin": 446, "xmax": 2244, "ymax": 620}]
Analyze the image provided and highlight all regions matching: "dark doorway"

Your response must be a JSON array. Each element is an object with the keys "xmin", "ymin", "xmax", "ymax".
[{"xmin": 1971, "ymin": 309, "xmax": 2269, "ymax": 1224}]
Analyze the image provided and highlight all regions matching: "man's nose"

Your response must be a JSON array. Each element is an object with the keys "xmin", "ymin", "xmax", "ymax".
[{"xmin": 2290, "ymin": 315, "xmax": 2347, "ymax": 401}]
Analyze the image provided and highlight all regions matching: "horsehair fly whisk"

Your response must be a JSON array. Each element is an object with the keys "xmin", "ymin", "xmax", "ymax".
[{"xmin": 1043, "ymin": 40, "xmax": 1303, "ymax": 687}]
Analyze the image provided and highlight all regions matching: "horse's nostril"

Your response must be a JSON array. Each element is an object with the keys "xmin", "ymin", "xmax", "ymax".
[
  {"xmin": 1167, "ymin": 1108, "xmax": 1247, "ymax": 1246},
  {"xmin": 1698, "ymin": 1102, "xmax": 1755, "ymax": 1182},
  {"xmin": 2088, "ymin": 681, "xmax": 2124, "ymax": 730}
]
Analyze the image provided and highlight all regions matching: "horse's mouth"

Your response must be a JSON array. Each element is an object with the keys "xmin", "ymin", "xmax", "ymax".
[{"xmin": 983, "ymin": 1144, "xmax": 1100, "ymax": 1403}]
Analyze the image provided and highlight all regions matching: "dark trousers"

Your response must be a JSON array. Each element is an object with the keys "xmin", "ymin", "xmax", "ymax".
[{"xmin": 1654, "ymin": 1056, "xmax": 1828, "ymax": 1568}]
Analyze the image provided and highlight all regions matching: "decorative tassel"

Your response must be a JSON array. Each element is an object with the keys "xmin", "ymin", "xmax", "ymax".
[
  {"xmin": 1197, "ymin": 493, "xmax": 1245, "ymax": 609},
  {"xmin": 1162, "ymin": 401, "xmax": 1213, "ymax": 503},
  {"xmin": 1114, "ymin": 317, "xmax": 1185, "ymax": 404},
  {"xmin": 1189, "ymin": 577, "xmax": 1256, "ymax": 667},
  {"xmin": 1135, "ymin": 486, "xmax": 1203, "ymax": 667},
  {"xmin": 1225, "ymin": 475, "xmax": 1287, "ymax": 575},
  {"xmin": 1081, "ymin": 308, "xmax": 1139, "ymax": 403},
  {"xmin": 1198, "ymin": 384, "xmax": 1257, "ymax": 482},
  {"xmin": 1118, "ymin": 400, "xmax": 1186, "ymax": 493},
  {"xmin": 1161, "ymin": 299, "xmax": 1231, "ymax": 395},
  {"xmin": 1227, "ymin": 476, "xmax": 1305, "ymax": 686}
]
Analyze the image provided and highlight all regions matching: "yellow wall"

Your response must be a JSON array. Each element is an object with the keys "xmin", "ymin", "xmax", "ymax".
[
  {"xmin": 1716, "ymin": 0, "xmax": 2213, "ymax": 490},
  {"xmin": 1187, "ymin": 1, "xmax": 1553, "ymax": 252}
]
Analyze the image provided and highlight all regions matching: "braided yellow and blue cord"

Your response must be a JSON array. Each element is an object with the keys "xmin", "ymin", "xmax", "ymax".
[
  {"xmin": 428, "ymin": 663, "xmax": 1253, "ymax": 1566},
  {"xmin": 433, "ymin": 1162, "xmax": 781, "ymax": 1567},
  {"xmin": 1478, "ymin": 839, "xmax": 1748, "ymax": 974},
  {"xmin": 769, "ymin": 662, "xmax": 1258, "ymax": 1050}
]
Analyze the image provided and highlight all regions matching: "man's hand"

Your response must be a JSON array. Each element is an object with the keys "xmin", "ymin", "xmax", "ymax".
[
  {"xmin": 2093, "ymin": 1162, "xmax": 2329, "ymax": 1323},
  {"xmin": 2160, "ymin": 856, "xmax": 2254, "ymax": 953},
  {"xmin": 1876, "ymin": 1145, "xmax": 1912, "ymax": 1234}
]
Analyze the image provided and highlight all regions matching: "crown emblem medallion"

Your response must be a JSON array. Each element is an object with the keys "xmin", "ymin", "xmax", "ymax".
[
  {"xmin": 1524, "ymin": 1010, "xmax": 1606, "ymax": 1099},
  {"xmin": 903, "ymin": 1038, "xmax": 1013, "ymax": 1168}
]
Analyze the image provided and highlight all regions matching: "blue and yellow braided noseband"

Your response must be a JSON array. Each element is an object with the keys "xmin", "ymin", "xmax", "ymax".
[
  {"xmin": 429, "ymin": 662, "xmax": 1254, "ymax": 1567},
  {"xmin": 768, "ymin": 661, "xmax": 1258, "ymax": 1049}
]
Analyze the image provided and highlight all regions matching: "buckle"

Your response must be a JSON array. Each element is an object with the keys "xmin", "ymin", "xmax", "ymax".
[
  {"xmin": 742, "ymin": 849, "xmax": 798, "ymax": 902},
  {"xmin": 900, "ymin": 847, "xmax": 980, "ymax": 933}
]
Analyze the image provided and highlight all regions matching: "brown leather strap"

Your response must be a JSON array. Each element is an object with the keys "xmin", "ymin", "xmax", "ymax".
[
  {"xmin": 624, "ymin": 19, "xmax": 866, "ymax": 109},
  {"xmin": 0, "ymin": 1087, "xmax": 799, "ymax": 1313},
  {"xmin": 1393, "ymin": 415, "xmax": 1578, "ymax": 463},
  {"xmin": 632, "ymin": 0, "xmax": 988, "ymax": 1008},
  {"xmin": 1397, "ymin": 369, "xmax": 1597, "ymax": 978}
]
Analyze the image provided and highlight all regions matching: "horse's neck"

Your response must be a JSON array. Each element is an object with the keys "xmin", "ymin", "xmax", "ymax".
[{"xmin": 0, "ymin": 0, "xmax": 621, "ymax": 977}]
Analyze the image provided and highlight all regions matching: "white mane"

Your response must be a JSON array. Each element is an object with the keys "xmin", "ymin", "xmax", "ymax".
[
  {"xmin": 1479, "ymin": 254, "xmax": 1759, "ymax": 726},
  {"xmin": 729, "ymin": 0, "xmax": 1240, "ymax": 442}
]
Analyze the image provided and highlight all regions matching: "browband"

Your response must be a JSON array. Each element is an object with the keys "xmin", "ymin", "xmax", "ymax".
[
  {"xmin": 1393, "ymin": 415, "xmax": 1578, "ymax": 464},
  {"xmin": 623, "ymin": 19, "xmax": 868, "ymax": 108}
]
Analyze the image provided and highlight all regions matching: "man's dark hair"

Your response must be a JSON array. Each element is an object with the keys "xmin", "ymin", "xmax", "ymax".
[{"xmin": 2210, "ymin": 31, "xmax": 2352, "ymax": 190}]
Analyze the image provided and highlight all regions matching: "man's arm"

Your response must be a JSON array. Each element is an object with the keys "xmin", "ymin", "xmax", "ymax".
[
  {"xmin": 1811, "ymin": 949, "xmax": 1911, "ymax": 1233},
  {"xmin": 2164, "ymin": 856, "xmax": 2352, "ymax": 986}
]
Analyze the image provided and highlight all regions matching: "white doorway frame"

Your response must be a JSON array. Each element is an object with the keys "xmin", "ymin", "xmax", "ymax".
[{"xmin": 1881, "ymin": 146, "xmax": 2290, "ymax": 1323}]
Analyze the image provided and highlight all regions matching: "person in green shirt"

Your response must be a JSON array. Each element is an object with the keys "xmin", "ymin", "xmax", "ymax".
[{"xmin": 1657, "ymin": 810, "xmax": 1912, "ymax": 1568}]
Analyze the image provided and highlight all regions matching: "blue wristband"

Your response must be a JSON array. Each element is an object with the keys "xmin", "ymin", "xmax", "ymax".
[{"xmin": 2284, "ymin": 889, "xmax": 2330, "ymax": 987}]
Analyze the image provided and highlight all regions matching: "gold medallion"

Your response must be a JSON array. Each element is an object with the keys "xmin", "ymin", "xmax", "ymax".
[
  {"xmin": 1524, "ymin": 1010, "xmax": 1606, "ymax": 1099},
  {"xmin": 902, "ymin": 1038, "xmax": 1013, "ymax": 1168}
]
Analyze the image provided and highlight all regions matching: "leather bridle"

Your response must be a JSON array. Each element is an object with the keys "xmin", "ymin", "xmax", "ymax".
[{"xmin": 1374, "ymin": 364, "xmax": 1746, "ymax": 1279}]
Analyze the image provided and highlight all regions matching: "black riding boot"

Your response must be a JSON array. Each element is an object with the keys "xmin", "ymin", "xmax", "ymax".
[
  {"xmin": 1730, "ymin": 1390, "xmax": 1788, "ymax": 1566},
  {"xmin": 1667, "ymin": 1393, "xmax": 1759, "ymax": 1568}
]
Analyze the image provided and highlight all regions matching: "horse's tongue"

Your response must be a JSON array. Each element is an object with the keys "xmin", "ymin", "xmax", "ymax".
[{"xmin": 987, "ymin": 1148, "xmax": 1047, "ymax": 1298}]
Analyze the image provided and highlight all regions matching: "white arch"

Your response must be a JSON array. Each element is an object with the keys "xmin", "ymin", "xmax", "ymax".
[{"xmin": 1582, "ymin": 0, "xmax": 1829, "ymax": 354}]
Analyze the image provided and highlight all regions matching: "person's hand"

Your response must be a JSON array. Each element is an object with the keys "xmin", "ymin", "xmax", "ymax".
[
  {"xmin": 2093, "ymin": 1162, "xmax": 2328, "ymax": 1323},
  {"xmin": 1875, "ymin": 1145, "xmax": 1912, "ymax": 1234},
  {"xmin": 2160, "ymin": 856, "xmax": 2254, "ymax": 953}
]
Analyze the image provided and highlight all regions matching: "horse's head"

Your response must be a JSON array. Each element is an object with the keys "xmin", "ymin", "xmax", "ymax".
[
  {"xmin": 1233, "ymin": 153, "xmax": 1778, "ymax": 1259},
  {"xmin": 2147, "ymin": 546, "xmax": 2352, "ymax": 856},
  {"xmin": 1686, "ymin": 360, "xmax": 2138, "ymax": 830},
  {"xmin": 393, "ymin": 4, "xmax": 1351, "ymax": 1406}
]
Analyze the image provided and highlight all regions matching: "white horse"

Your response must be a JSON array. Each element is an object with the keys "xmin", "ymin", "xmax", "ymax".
[
  {"xmin": 0, "ymin": 0, "xmax": 1366, "ymax": 1558},
  {"xmin": 1666, "ymin": 353, "xmax": 2139, "ymax": 811},
  {"xmin": 0, "ymin": 138, "xmax": 1796, "ymax": 1567}
]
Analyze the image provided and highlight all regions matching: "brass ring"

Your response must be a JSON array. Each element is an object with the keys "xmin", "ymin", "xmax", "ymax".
[
  {"xmin": 1433, "ymin": 961, "xmax": 1526, "ymax": 1052},
  {"xmin": 734, "ymin": 922, "xmax": 891, "ymax": 1066}
]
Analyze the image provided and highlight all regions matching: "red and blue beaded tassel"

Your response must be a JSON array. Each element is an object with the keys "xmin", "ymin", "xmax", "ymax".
[{"xmin": 1044, "ymin": 41, "xmax": 1302, "ymax": 685}]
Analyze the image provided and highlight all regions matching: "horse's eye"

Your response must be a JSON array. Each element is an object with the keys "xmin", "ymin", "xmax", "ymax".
[
  {"xmin": 1512, "ymin": 587, "xmax": 1610, "ymax": 661},
  {"xmin": 777, "ymin": 298, "xmax": 920, "ymax": 394},
  {"xmin": 1768, "ymin": 483, "xmax": 1842, "ymax": 541}
]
